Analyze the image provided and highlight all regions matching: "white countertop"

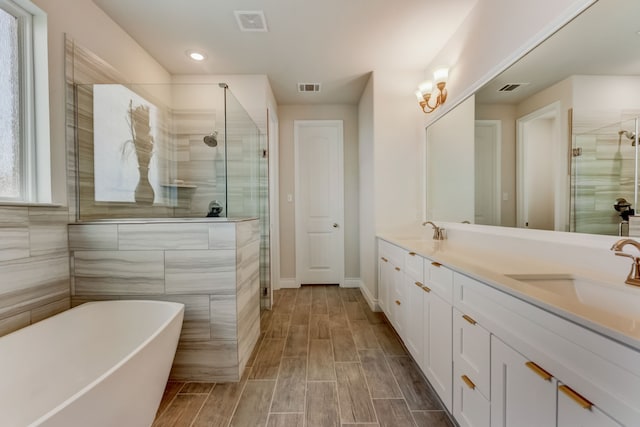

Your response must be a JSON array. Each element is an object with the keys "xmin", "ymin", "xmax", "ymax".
[{"xmin": 378, "ymin": 234, "xmax": 640, "ymax": 351}]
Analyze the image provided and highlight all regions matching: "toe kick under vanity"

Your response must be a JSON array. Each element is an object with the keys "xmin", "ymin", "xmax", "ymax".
[
  {"xmin": 378, "ymin": 235, "xmax": 640, "ymax": 427},
  {"xmin": 68, "ymin": 218, "xmax": 261, "ymax": 382}
]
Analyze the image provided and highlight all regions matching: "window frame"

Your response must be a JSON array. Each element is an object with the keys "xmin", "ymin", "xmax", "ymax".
[{"xmin": 0, "ymin": 0, "xmax": 50, "ymax": 204}]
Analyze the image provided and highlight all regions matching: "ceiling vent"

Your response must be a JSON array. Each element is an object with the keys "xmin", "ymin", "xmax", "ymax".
[
  {"xmin": 298, "ymin": 83, "xmax": 321, "ymax": 93},
  {"xmin": 498, "ymin": 83, "xmax": 529, "ymax": 92},
  {"xmin": 234, "ymin": 11, "xmax": 268, "ymax": 32}
]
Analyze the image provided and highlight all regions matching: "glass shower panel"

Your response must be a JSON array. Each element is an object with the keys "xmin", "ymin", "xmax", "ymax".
[{"xmin": 571, "ymin": 116, "xmax": 638, "ymax": 235}]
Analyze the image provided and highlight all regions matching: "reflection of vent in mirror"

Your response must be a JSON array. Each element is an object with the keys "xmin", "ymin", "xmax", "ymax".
[
  {"xmin": 298, "ymin": 83, "xmax": 321, "ymax": 93},
  {"xmin": 497, "ymin": 83, "xmax": 528, "ymax": 92}
]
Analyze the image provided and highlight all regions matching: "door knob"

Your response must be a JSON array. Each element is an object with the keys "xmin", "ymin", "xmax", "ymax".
[{"xmin": 333, "ymin": 223, "xmax": 339, "ymax": 228}]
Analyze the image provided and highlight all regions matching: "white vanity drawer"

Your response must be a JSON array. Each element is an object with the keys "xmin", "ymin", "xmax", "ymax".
[
  {"xmin": 453, "ymin": 365, "xmax": 490, "ymax": 427},
  {"xmin": 425, "ymin": 260, "xmax": 453, "ymax": 303},
  {"xmin": 379, "ymin": 240, "xmax": 404, "ymax": 267},
  {"xmin": 404, "ymin": 250, "xmax": 424, "ymax": 282},
  {"xmin": 453, "ymin": 308, "xmax": 490, "ymax": 399}
]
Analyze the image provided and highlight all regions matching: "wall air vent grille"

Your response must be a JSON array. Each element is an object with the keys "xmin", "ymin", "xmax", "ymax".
[
  {"xmin": 298, "ymin": 83, "xmax": 322, "ymax": 93},
  {"xmin": 498, "ymin": 83, "xmax": 529, "ymax": 92},
  {"xmin": 234, "ymin": 11, "xmax": 268, "ymax": 32}
]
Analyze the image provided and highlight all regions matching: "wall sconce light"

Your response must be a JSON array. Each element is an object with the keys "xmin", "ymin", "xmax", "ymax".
[{"xmin": 415, "ymin": 68, "xmax": 448, "ymax": 113}]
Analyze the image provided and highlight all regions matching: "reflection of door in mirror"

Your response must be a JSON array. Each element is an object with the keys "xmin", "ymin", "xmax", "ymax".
[
  {"xmin": 474, "ymin": 120, "xmax": 501, "ymax": 226},
  {"xmin": 426, "ymin": 96, "xmax": 475, "ymax": 223},
  {"xmin": 516, "ymin": 102, "xmax": 562, "ymax": 231}
]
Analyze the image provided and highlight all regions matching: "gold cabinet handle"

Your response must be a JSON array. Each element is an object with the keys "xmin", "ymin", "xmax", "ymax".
[
  {"xmin": 395, "ymin": 267, "xmax": 401, "ymax": 271},
  {"xmin": 422, "ymin": 285, "xmax": 431, "ymax": 293},
  {"xmin": 525, "ymin": 361, "xmax": 553, "ymax": 382},
  {"xmin": 408, "ymin": 251, "xmax": 416, "ymax": 256},
  {"xmin": 462, "ymin": 314, "xmax": 477, "ymax": 325},
  {"xmin": 381, "ymin": 257, "xmax": 388, "ymax": 262},
  {"xmin": 431, "ymin": 261, "xmax": 442, "ymax": 268},
  {"xmin": 414, "ymin": 281, "xmax": 424, "ymax": 288},
  {"xmin": 395, "ymin": 300, "xmax": 401, "ymax": 306},
  {"xmin": 559, "ymin": 385, "xmax": 593, "ymax": 410},
  {"xmin": 461, "ymin": 375, "xmax": 475, "ymax": 390}
]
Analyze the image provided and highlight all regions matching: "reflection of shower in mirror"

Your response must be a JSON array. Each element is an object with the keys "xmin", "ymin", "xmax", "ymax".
[{"xmin": 618, "ymin": 130, "xmax": 636, "ymax": 146}]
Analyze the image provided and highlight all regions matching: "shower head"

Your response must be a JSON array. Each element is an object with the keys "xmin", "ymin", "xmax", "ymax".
[
  {"xmin": 618, "ymin": 130, "xmax": 637, "ymax": 146},
  {"xmin": 203, "ymin": 131, "xmax": 218, "ymax": 147}
]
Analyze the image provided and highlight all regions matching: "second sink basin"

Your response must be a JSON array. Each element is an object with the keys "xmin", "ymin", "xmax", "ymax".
[{"xmin": 504, "ymin": 273, "xmax": 640, "ymax": 319}]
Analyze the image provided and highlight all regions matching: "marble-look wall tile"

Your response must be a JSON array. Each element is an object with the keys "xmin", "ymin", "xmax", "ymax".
[
  {"xmin": 171, "ymin": 340, "xmax": 240, "ymax": 382},
  {"xmin": 0, "ymin": 207, "xmax": 30, "ymax": 262},
  {"xmin": 0, "ymin": 312, "xmax": 30, "ymax": 337},
  {"xmin": 30, "ymin": 298, "xmax": 71, "ymax": 324},
  {"xmin": 73, "ymin": 251, "xmax": 164, "ymax": 295},
  {"xmin": 210, "ymin": 294, "xmax": 237, "ymax": 340},
  {"xmin": 118, "ymin": 224, "xmax": 209, "ymax": 250},
  {"xmin": 165, "ymin": 250, "xmax": 235, "ymax": 294},
  {"xmin": 68, "ymin": 224, "xmax": 118, "ymax": 250},
  {"xmin": 29, "ymin": 223, "xmax": 68, "ymax": 257},
  {"xmin": 0, "ymin": 280, "xmax": 69, "ymax": 321},
  {"xmin": 237, "ymin": 240, "xmax": 260, "ymax": 287},
  {"xmin": 208, "ymin": 223, "xmax": 236, "ymax": 249},
  {"xmin": 237, "ymin": 220, "xmax": 260, "ymax": 248},
  {"xmin": 0, "ymin": 254, "xmax": 69, "ymax": 295}
]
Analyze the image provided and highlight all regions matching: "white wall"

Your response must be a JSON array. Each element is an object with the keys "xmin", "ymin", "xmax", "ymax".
[
  {"xmin": 278, "ymin": 104, "xmax": 360, "ymax": 282},
  {"xmin": 32, "ymin": 0, "xmax": 172, "ymax": 205},
  {"xmin": 421, "ymin": 0, "xmax": 595, "ymax": 129},
  {"xmin": 358, "ymin": 75, "xmax": 376, "ymax": 299}
]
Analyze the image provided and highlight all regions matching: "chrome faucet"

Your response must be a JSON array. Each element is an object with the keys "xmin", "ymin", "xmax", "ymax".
[
  {"xmin": 422, "ymin": 221, "xmax": 445, "ymax": 240},
  {"xmin": 610, "ymin": 238, "xmax": 640, "ymax": 287}
]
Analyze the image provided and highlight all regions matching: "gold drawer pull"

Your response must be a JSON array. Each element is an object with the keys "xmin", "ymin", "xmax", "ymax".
[
  {"xmin": 381, "ymin": 257, "xmax": 388, "ymax": 262},
  {"xmin": 408, "ymin": 251, "xmax": 416, "ymax": 256},
  {"xmin": 395, "ymin": 300, "xmax": 401, "ymax": 306},
  {"xmin": 422, "ymin": 285, "xmax": 431, "ymax": 293},
  {"xmin": 462, "ymin": 314, "xmax": 477, "ymax": 325},
  {"xmin": 525, "ymin": 361, "xmax": 553, "ymax": 382},
  {"xmin": 559, "ymin": 385, "xmax": 593, "ymax": 410},
  {"xmin": 414, "ymin": 281, "xmax": 424, "ymax": 288},
  {"xmin": 431, "ymin": 261, "xmax": 442, "ymax": 268},
  {"xmin": 461, "ymin": 375, "xmax": 475, "ymax": 390},
  {"xmin": 395, "ymin": 267, "xmax": 401, "ymax": 271}
]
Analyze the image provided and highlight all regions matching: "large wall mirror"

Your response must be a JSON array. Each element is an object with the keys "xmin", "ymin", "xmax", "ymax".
[{"xmin": 426, "ymin": 0, "xmax": 640, "ymax": 236}]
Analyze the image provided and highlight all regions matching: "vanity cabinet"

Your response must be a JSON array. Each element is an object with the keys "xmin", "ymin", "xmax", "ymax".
[
  {"xmin": 491, "ymin": 335, "xmax": 557, "ymax": 427},
  {"xmin": 376, "ymin": 237, "xmax": 635, "ymax": 427},
  {"xmin": 404, "ymin": 251, "xmax": 424, "ymax": 361},
  {"xmin": 557, "ymin": 383, "xmax": 621, "ymax": 427},
  {"xmin": 422, "ymin": 261, "xmax": 453, "ymax": 412}
]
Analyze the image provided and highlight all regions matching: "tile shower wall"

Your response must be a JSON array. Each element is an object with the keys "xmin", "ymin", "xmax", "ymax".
[
  {"xmin": 0, "ymin": 206, "xmax": 70, "ymax": 337},
  {"xmin": 68, "ymin": 219, "xmax": 260, "ymax": 382}
]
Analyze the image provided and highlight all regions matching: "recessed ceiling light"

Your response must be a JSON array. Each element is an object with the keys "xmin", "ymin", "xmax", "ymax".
[{"xmin": 186, "ymin": 50, "xmax": 207, "ymax": 61}]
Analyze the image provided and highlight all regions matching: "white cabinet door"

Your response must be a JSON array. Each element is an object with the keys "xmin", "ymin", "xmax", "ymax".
[
  {"xmin": 491, "ymin": 336, "xmax": 557, "ymax": 427},
  {"xmin": 558, "ymin": 383, "xmax": 622, "ymax": 427},
  {"xmin": 453, "ymin": 309, "xmax": 490, "ymax": 399},
  {"xmin": 390, "ymin": 264, "xmax": 405, "ymax": 335},
  {"xmin": 453, "ymin": 369, "xmax": 490, "ymax": 427},
  {"xmin": 423, "ymin": 290, "xmax": 453, "ymax": 412},
  {"xmin": 378, "ymin": 253, "xmax": 391, "ymax": 315},
  {"xmin": 404, "ymin": 275, "xmax": 424, "ymax": 361}
]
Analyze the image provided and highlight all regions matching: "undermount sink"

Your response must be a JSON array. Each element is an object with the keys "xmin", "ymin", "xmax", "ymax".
[{"xmin": 504, "ymin": 273, "xmax": 640, "ymax": 319}]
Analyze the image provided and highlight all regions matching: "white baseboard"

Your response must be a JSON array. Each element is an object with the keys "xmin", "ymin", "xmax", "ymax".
[
  {"xmin": 342, "ymin": 278, "xmax": 361, "ymax": 288},
  {"xmin": 359, "ymin": 282, "xmax": 381, "ymax": 312},
  {"xmin": 278, "ymin": 278, "xmax": 299, "ymax": 289}
]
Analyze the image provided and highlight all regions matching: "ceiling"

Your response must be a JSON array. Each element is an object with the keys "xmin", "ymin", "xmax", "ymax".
[
  {"xmin": 92, "ymin": 0, "xmax": 478, "ymax": 105},
  {"xmin": 476, "ymin": 0, "xmax": 640, "ymax": 105}
]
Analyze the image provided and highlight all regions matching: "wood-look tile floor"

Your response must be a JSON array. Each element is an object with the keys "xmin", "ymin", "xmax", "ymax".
[{"xmin": 153, "ymin": 285, "xmax": 454, "ymax": 427}]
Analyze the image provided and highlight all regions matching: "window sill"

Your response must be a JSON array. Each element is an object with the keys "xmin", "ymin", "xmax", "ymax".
[{"xmin": 0, "ymin": 201, "xmax": 64, "ymax": 208}]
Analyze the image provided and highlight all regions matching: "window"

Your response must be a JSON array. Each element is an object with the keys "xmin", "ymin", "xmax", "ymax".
[{"xmin": 0, "ymin": 0, "xmax": 50, "ymax": 203}]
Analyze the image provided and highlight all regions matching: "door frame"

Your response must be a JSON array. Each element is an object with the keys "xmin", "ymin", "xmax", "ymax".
[
  {"xmin": 516, "ymin": 102, "xmax": 562, "ymax": 229},
  {"xmin": 294, "ymin": 119, "xmax": 345, "ymax": 286}
]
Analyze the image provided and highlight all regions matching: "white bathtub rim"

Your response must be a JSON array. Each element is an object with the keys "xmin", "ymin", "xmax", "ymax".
[{"xmin": 28, "ymin": 300, "xmax": 184, "ymax": 426}]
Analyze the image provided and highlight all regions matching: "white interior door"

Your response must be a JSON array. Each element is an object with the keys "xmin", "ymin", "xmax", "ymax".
[
  {"xmin": 475, "ymin": 120, "xmax": 501, "ymax": 226},
  {"xmin": 294, "ymin": 120, "xmax": 344, "ymax": 285}
]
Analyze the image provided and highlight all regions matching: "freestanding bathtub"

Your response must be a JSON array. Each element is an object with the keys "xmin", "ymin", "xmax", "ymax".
[{"xmin": 0, "ymin": 300, "xmax": 184, "ymax": 427}]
